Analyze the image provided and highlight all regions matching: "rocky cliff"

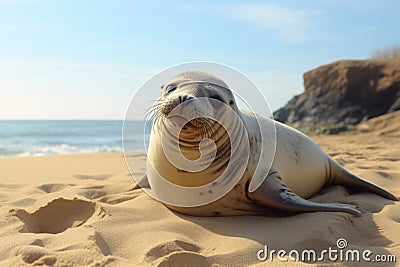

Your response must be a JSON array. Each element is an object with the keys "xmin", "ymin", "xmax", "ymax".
[{"xmin": 274, "ymin": 59, "xmax": 400, "ymax": 133}]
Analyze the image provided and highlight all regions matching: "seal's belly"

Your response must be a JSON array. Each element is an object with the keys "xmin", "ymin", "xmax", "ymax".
[
  {"xmin": 273, "ymin": 123, "xmax": 328, "ymax": 198},
  {"xmin": 166, "ymin": 180, "xmax": 268, "ymax": 216}
]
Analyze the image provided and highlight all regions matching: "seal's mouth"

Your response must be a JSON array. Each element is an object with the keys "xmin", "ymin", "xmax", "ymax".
[{"xmin": 167, "ymin": 115, "xmax": 211, "ymax": 130}]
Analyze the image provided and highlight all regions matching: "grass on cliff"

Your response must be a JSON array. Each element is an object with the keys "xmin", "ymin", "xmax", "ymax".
[{"xmin": 371, "ymin": 44, "xmax": 400, "ymax": 59}]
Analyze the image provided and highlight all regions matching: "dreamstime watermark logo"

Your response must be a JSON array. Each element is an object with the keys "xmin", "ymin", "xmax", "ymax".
[
  {"xmin": 122, "ymin": 62, "xmax": 276, "ymax": 207},
  {"xmin": 257, "ymin": 238, "xmax": 397, "ymax": 263}
]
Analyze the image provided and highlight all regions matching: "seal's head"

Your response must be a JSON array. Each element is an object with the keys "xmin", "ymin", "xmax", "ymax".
[
  {"xmin": 147, "ymin": 70, "xmax": 246, "ymax": 188},
  {"xmin": 151, "ymin": 71, "xmax": 238, "ymax": 139}
]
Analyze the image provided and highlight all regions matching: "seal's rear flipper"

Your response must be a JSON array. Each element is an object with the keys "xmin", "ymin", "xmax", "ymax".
[
  {"xmin": 132, "ymin": 174, "xmax": 150, "ymax": 190},
  {"xmin": 329, "ymin": 160, "xmax": 398, "ymax": 201},
  {"xmin": 248, "ymin": 170, "xmax": 364, "ymax": 216}
]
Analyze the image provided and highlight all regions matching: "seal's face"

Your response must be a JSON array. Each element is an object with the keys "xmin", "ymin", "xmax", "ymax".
[
  {"xmin": 151, "ymin": 71, "xmax": 237, "ymax": 139},
  {"xmin": 147, "ymin": 70, "xmax": 243, "ymax": 188}
]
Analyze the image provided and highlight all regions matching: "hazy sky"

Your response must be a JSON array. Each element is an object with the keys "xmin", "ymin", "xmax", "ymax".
[{"xmin": 1, "ymin": 0, "xmax": 399, "ymax": 119}]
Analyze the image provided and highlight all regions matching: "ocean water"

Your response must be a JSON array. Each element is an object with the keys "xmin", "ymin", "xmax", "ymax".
[{"xmin": 0, "ymin": 120, "xmax": 146, "ymax": 157}]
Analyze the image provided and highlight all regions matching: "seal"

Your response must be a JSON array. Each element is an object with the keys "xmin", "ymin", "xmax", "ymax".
[{"xmin": 139, "ymin": 70, "xmax": 398, "ymax": 216}]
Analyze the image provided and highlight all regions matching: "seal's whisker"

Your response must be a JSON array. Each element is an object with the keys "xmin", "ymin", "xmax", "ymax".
[
  {"xmin": 156, "ymin": 116, "xmax": 165, "ymax": 132},
  {"xmin": 152, "ymin": 113, "xmax": 163, "ymax": 125},
  {"xmin": 146, "ymin": 107, "xmax": 161, "ymax": 118},
  {"xmin": 146, "ymin": 103, "xmax": 168, "ymax": 124},
  {"xmin": 146, "ymin": 108, "xmax": 159, "ymax": 122},
  {"xmin": 145, "ymin": 102, "xmax": 167, "ymax": 134},
  {"xmin": 145, "ymin": 100, "xmax": 166, "ymax": 116},
  {"xmin": 145, "ymin": 99, "xmax": 162, "ymax": 109}
]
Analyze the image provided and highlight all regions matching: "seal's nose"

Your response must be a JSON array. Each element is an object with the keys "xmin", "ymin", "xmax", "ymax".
[{"xmin": 179, "ymin": 95, "xmax": 195, "ymax": 103}]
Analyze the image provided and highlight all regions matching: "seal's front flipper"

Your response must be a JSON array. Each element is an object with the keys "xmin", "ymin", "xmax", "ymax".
[
  {"xmin": 248, "ymin": 170, "xmax": 364, "ymax": 216},
  {"xmin": 132, "ymin": 174, "xmax": 150, "ymax": 190}
]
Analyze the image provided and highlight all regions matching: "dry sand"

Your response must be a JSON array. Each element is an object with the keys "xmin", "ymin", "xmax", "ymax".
[{"xmin": 0, "ymin": 112, "xmax": 399, "ymax": 266}]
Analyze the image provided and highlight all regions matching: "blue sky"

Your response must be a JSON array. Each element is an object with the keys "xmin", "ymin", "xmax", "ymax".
[{"xmin": 0, "ymin": 0, "xmax": 399, "ymax": 119}]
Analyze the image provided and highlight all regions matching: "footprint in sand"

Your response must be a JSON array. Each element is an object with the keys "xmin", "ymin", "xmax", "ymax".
[
  {"xmin": 145, "ymin": 240, "xmax": 208, "ymax": 266},
  {"xmin": 78, "ymin": 185, "xmax": 108, "ymax": 200},
  {"xmin": 96, "ymin": 189, "xmax": 142, "ymax": 205},
  {"xmin": 357, "ymin": 165, "xmax": 389, "ymax": 170},
  {"xmin": 38, "ymin": 183, "xmax": 70, "ymax": 193},
  {"xmin": 74, "ymin": 174, "xmax": 112, "ymax": 180},
  {"xmin": 377, "ymin": 171, "xmax": 392, "ymax": 179},
  {"xmin": 15, "ymin": 245, "xmax": 57, "ymax": 265},
  {"xmin": 156, "ymin": 251, "xmax": 210, "ymax": 267},
  {"xmin": 10, "ymin": 198, "xmax": 106, "ymax": 234}
]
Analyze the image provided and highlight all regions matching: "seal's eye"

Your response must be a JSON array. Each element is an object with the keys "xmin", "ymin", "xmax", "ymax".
[
  {"xmin": 166, "ymin": 84, "xmax": 177, "ymax": 94},
  {"xmin": 210, "ymin": 95, "xmax": 224, "ymax": 103}
]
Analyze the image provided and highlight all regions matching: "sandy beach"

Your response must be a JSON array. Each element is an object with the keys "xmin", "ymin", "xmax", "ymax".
[
  {"xmin": 2, "ymin": 1, "xmax": 399, "ymax": 266},
  {"xmin": 0, "ymin": 112, "xmax": 399, "ymax": 266}
]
